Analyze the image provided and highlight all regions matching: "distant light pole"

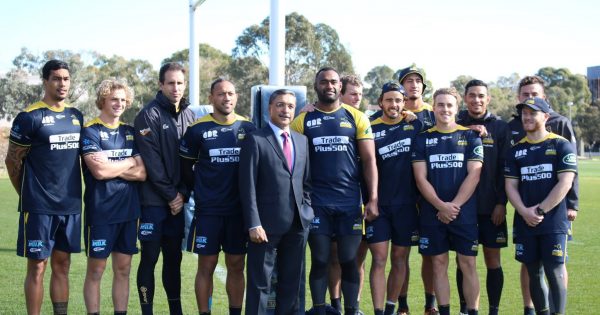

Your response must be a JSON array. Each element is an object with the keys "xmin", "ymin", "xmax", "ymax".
[
  {"xmin": 567, "ymin": 101, "xmax": 574, "ymax": 121},
  {"xmin": 189, "ymin": 0, "xmax": 207, "ymax": 107}
]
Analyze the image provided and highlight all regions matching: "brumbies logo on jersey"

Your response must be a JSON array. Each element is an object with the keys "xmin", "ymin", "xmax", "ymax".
[
  {"xmin": 237, "ymin": 127, "xmax": 247, "ymax": 140},
  {"xmin": 71, "ymin": 114, "xmax": 81, "ymax": 126}
]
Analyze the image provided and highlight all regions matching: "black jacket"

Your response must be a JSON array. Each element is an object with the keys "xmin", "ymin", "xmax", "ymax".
[
  {"xmin": 508, "ymin": 110, "xmax": 579, "ymax": 210},
  {"xmin": 457, "ymin": 110, "xmax": 511, "ymax": 214},
  {"xmin": 134, "ymin": 91, "xmax": 195, "ymax": 207}
]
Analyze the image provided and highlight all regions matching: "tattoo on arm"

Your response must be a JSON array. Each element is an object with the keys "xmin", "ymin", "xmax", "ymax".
[{"xmin": 5, "ymin": 143, "xmax": 29, "ymax": 194}]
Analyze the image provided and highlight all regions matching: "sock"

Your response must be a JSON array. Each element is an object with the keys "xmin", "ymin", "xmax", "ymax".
[
  {"xmin": 398, "ymin": 295, "xmax": 408, "ymax": 311},
  {"xmin": 313, "ymin": 304, "xmax": 326, "ymax": 315},
  {"xmin": 344, "ymin": 306, "xmax": 358, "ymax": 315},
  {"xmin": 52, "ymin": 302, "xmax": 68, "ymax": 315},
  {"xmin": 425, "ymin": 293, "xmax": 436, "ymax": 309},
  {"xmin": 536, "ymin": 310, "xmax": 550, "ymax": 315},
  {"xmin": 331, "ymin": 297, "xmax": 342, "ymax": 311},
  {"xmin": 88, "ymin": 313, "xmax": 100, "ymax": 315},
  {"xmin": 375, "ymin": 309, "xmax": 384, "ymax": 315},
  {"xmin": 489, "ymin": 305, "xmax": 499, "ymax": 315},
  {"xmin": 114, "ymin": 312, "xmax": 127, "ymax": 315},
  {"xmin": 439, "ymin": 304, "xmax": 450, "ymax": 315},
  {"xmin": 467, "ymin": 309, "xmax": 478, "ymax": 315},
  {"xmin": 167, "ymin": 299, "xmax": 182, "ymax": 315},
  {"xmin": 199, "ymin": 312, "xmax": 211, "ymax": 315},
  {"xmin": 229, "ymin": 307, "xmax": 242, "ymax": 315},
  {"xmin": 487, "ymin": 267, "xmax": 503, "ymax": 311},
  {"xmin": 384, "ymin": 301, "xmax": 396, "ymax": 315},
  {"xmin": 524, "ymin": 307, "xmax": 535, "ymax": 315}
]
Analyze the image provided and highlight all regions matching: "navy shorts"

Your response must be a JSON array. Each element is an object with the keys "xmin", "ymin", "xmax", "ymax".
[
  {"xmin": 186, "ymin": 214, "xmax": 247, "ymax": 255},
  {"xmin": 514, "ymin": 233, "xmax": 568, "ymax": 264},
  {"xmin": 138, "ymin": 206, "xmax": 184, "ymax": 241},
  {"xmin": 366, "ymin": 205, "xmax": 419, "ymax": 246},
  {"xmin": 17, "ymin": 212, "xmax": 81, "ymax": 259},
  {"xmin": 309, "ymin": 205, "xmax": 363, "ymax": 236},
  {"xmin": 419, "ymin": 223, "xmax": 479, "ymax": 256},
  {"xmin": 477, "ymin": 215, "xmax": 508, "ymax": 248},
  {"xmin": 85, "ymin": 220, "xmax": 138, "ymax": 258}
]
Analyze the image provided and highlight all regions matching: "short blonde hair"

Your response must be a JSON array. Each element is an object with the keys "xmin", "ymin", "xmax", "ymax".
[
  {"xmin": 433, "ymin": 87, "xmax": 461, "ymax": 105},
  {"xmin": 95, "ymin": 79, "xmax": 134, "ymax": 110}
]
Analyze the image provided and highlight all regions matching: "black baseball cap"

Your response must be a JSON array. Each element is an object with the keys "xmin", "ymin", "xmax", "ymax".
[
  {"xmin": 516, "ymin": 97, "xmax": 551, "ymax": 113},
  {"xmin": 381, "ymin": 81, "xmax": 407, "ymax": 97},
  {"xmin": 398, "ymin": 65, "xmax": 427, "ymax": 92}
]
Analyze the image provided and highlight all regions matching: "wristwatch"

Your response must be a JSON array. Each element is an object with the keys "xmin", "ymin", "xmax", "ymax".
[{"xmin": 535, "ymin": 206, "xmax": 545, "ymax": 216}]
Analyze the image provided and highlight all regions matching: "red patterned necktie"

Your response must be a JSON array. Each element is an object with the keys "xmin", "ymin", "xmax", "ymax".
[{"xmin": 281, "ymin": 131, "xmax": 292, "ymax": 171}]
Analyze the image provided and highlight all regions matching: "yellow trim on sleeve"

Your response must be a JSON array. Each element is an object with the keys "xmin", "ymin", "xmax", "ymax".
[{"xmin": 291, "ymin": 112, "xmax": 307, "ymax": 134}]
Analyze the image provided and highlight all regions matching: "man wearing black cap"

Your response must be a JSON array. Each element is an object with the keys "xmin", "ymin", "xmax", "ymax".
[
  {"xmin": 508, "ymin": 76, "xmax": 578, "ymax": 315},
  {"xmin": 505, "ymin": 97, "xmax": 576, "ymax": 315},
  {"xmin": 456, "ymin": 80, "xmax": 511, "ymax": 315},
  {"xmin": 368, "ymin": 82, "xmax": 424, "ymax": 315}
]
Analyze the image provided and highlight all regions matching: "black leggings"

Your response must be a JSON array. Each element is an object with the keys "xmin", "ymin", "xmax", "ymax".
[
  {"xmin": 526, "ymin": 261, "xmax": 566, "ymax": 314},
  {"xmin": 308, "ymin": 233, "xmax": 362, "ymax": 310},
  {"xmin": 137, "ymin": 237, "xmax": 183, "ymax": 310}
]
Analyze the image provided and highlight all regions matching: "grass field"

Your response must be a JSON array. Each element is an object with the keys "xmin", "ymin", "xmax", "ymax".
[{"xmin": 0, "ymin": 160, "xmax": 599, "ymax": 314}]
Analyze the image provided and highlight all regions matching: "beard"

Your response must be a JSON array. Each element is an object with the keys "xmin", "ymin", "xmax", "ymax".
[{"xmin": 316, "ymin": 89, "xmax": 339, "ymax": 104}]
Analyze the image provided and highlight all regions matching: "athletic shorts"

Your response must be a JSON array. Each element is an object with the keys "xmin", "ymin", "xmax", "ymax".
[
  {"xmin": 477, "ymin": 215, "xmax": 508, "ymax": 248},
  {"xmin": 186, "ymin": 214, "xmax": 247, "ymax": 255},
  {"xmin": 366, "ymin": 205, "xmax": 419, "ymax": 246},
  {"xmin": 309, "ymin": 205, "xmax": 363, "ymax": 236},
  {"xmin": 138, "ymin": 206, "xmax": 184, "ymax": 241},
  {"xmin": 85, "ymin": 220, "xmax": 138, "ymax": 258},
  {"xmin": 514, "ymin": 233, "xmax": 568, "ymax": 264},
  {"xmin": 418, "ymin": 224, "xmax": 478, "ymax": 256},
  {"xmin": 17, "ymin": 212, "xmax": 81, "ymax": 259}
]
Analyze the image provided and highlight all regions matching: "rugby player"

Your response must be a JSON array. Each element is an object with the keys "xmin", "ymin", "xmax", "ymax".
[
  {"xmin": 508, "ymin": 76, "xmax": 578, "ymax": 315},
  {"xmin": 455, "ymin": 80, "xmax": 511, "ymax": 315},
  {"xmin": 134, "ymin": 62, "xmax": 195, "ymax": 315},
  {"xmin": 412, "ymin": 87, "xmax": 483, "ymax": 315},
  {"xmin": 292, "ymin": 67, "xmax": 378, "ymax": 315},
  {"xmin": 6, "ymin": 59, "xmax": 84, "ymax": 315},
  {"xmin": 367, "ymin": 82, "xmax": 424, "ymax": 315},
  {"xmin": 505, "ymin": 97, "xmax": 577, "ymax": 315},
  {"xmin": 81, "ymin": 79, "xmax": 146, "ymax": 315},
  {"xmin": 180, "ymin": 78, "xmax": 255, "ymax": 315}
]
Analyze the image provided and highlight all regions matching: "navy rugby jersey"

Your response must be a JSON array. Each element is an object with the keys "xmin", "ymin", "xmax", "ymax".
[
  {"xmin": 412, "ymin": 126, "xmax": 483, "ymax": 225},
  {"xmin": 371, "ymin": 117, "xmax": 423, "ymax": 206},
  {"xmin": 179, "ymin": 114, "xmax": 256, "ymax": 215},
  {"xmin": 9, "ymin": 101, "xmax": 83, "ymax": 215},
  {"xmin": 291, "ymin": 104, "xmax": 373, "ymax": 207},
  {"xmin": 505, "ymin": 133, "xmax": 577, "ymax": 235},
  {"xmin": 81, "ymin": 118, "xmax": 140, "ymax": 225}
]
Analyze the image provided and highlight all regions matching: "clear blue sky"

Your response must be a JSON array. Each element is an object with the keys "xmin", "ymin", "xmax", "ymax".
[{"xmin": 1, "ymin": 0, "xmax": 598, "ymax": 88}]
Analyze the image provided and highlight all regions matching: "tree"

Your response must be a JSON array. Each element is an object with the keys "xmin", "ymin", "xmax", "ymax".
[
  {"xmin": 362, "ymin": 65, "xmax": 395, "ymax": 105},
  {"xmin": 450, "ymin": 75, "xmax": 475, "ymax": 100},
  {"xmin": 233, "ymin": 12, "xmax": 355, "ymax": 103},
  {"xmin": 537, "ymin": 67, "xmax": 592, "ymax": 120},
  {"xmin": 162, "ymin": 44, "xmax": 232, "ymax": 106}
]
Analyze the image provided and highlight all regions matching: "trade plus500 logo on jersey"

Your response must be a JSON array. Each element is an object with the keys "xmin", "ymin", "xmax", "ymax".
[
  {"xmin": 312, "ymin": 136, "xmax": 349, "ymax": 152},
  {"xmin": 378, "ymin": 138, "xmax": 411, "ymax": 160},
  {"xmin": 209, "ymin": 147, "xmax": 240, "ymax": 163},
  {"xmin": 49, "ymin": 133, "xmax": 80, "ymax": 150},
  {"xmin": 429, "ymin": 153, "xmax": 464, "ymax": 169},
  {"xmin": 520, "ymin": 163, "xmax": 553, "ymax": 181}
]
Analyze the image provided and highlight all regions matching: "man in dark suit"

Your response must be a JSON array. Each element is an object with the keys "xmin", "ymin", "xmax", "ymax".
[{"xmin": 240, "ymin": 89, "xmax": 313, "ymax": 315}]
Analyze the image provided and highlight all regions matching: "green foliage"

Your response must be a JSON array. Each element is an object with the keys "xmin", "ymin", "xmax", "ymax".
[
  {"xmin": 362, "ymin": 65, "xmax": 395, "ymax": 105},
  {"xmin": 233, "ymin": 12, "xmax": 355, "ymax": 104}
]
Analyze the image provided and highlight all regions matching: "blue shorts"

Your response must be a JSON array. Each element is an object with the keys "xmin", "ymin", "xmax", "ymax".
[
  {"xmin": 366, "ymin": 205, "xmax": 419, "ymax": 246},
  {"xmin": 419, "ymin": 224, "xmax": 478, "ymax": 256},
  {"xmin": 514, "ymin": 233, "xmax": 568, "ymax": 264},
  {"xmin": 17, "ymin": 212, "xmax": 81, "ymax": 259},
  {"xmin": 85, "ymin": 220, "xmax": 138, "ymax": 258},
  {"xmin": 477, "ymin": 215, "xmax": 508, "ymax": 248},
  {"xmin": 138, "ymin": 206, "xmax": 184, "ymax": 241},
  {"xmin": 309, "ymin": 205, "xmax": 363, "ymax": 236},
  {"xmin": 187, "ymin": 214, "xmax": 247, "ymax": 255}
]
